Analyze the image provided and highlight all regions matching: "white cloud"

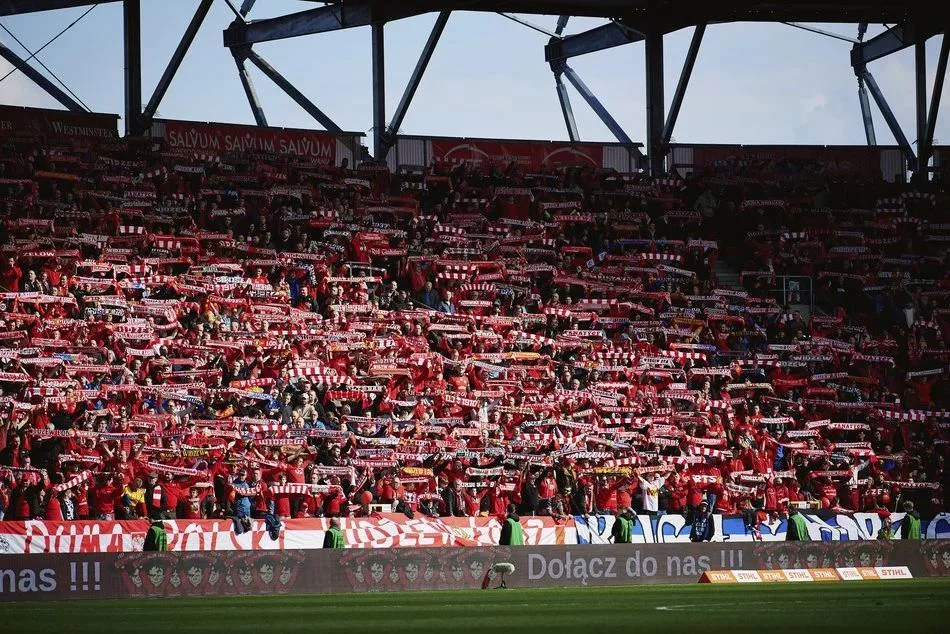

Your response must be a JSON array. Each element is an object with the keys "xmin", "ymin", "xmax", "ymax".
[
  {"xmin": 800, "ymin": 94, "xmax": 828, "ymax": 115},
  {"xmin": 0, "ymin": 61, "xmax": 61, "ymax": 109}
]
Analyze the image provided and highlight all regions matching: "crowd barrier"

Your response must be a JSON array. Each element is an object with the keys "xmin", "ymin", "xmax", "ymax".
[
  {"xmin": 1, "ymin": 512, "xmax": 947, "ymax": 554},
  {"xmin": 0, "ymin": 540, "xmax": 947, "ymax": 601}
]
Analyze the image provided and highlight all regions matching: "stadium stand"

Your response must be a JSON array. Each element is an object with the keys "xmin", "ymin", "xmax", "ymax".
[{"xmin": 0, "ymin": 112, "xmax": 946, "ymax": 532}]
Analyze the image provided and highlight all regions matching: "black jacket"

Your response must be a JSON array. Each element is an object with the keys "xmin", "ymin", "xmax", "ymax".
[{"xmin": 440, "ymin": 485, "xmax": 465, "ymax": 517}]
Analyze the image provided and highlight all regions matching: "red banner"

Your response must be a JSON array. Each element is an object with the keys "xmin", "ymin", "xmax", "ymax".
[
  {"xmin": 158, "ymin": 120, "xmax": 356, "ymax": 163},
  {"xmin": 0, "ymin": 105, "xmax": 118, "ymax": 141},
  {"xmin": 686, "ymin": 144, "xmax": 883, "ymax": 178},
  {"xmin": 431, "ymin": 137, "xmax": 603, "ymax": 171},
  {"xmin": 0, "ymin": 515, "xmax": 572, "ymax": 554}
]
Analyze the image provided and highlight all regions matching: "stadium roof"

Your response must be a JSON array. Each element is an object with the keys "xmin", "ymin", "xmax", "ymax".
[
  {"xmin": 0, "ymin": 0, "xmax": 945, "ymax": 183},
  {"xmin": 219, "ymin": 1, "xmax": 938, "ymax": 46},
  {"xmin": 0, "ymin": 1, "xmax": 935, "ymax": 23}
]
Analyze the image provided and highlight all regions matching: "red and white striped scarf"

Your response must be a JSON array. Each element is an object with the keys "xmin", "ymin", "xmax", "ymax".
[
  {"xmin": 53, "ymin": 470, "xmax": 91, "ymax": 493},
  {"xmin": 269, "ymin": 483, "xmax": 338, "ymax": 495},
  {"xmin": 145, "ymin": 461, "xmax": 200, "ymax": 477}
]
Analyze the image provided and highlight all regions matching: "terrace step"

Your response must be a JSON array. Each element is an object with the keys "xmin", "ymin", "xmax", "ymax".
[
  {"xmin": 713, "ymin": 261, "xmax": 745, "ymax": 290},
  {"xmin": 789, "ymin": 303, "xmax": 812, "ymax": 321}
]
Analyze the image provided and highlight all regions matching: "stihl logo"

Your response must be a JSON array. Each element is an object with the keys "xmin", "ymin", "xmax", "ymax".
[
  {"xmin": 784, "ymin": 569, "xmax": 813, "ymax": 582},
  {"xmin": 875, "ymin": 567, "xmax": 912, "ymax": 578},
  {"xmin": 836, "ymin": 568, "xmax": 863, "ymax": 581}
]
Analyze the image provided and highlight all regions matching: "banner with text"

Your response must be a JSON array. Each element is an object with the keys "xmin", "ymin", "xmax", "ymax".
[
  {"xmin": 0, "ymin": 105, "xmax": 118, "ymax": 142},
  {"xmin": 0, "ymin": 514, "xmax": 572, "ymax": 554},
  {"xmin": 1, "ymin": 512, "xmax": 946, "ymax": 555},
  {"xmin": 430, "ymin": 137, "xmax": 604, "ymax": 171},
  {"xmin": 0, "ymin": 541, "xmax": 946, "ymax": 601},
  {"xmin": 683, "ymin": 144, "xmax": 885, "ymax": 179},
  {"xmin": 154, "ymin": 119, "xmax": 362, "ymax": 165},
  {"xmin": 574, "ymin": 511, "xmax": 950, "ymax": 544}
]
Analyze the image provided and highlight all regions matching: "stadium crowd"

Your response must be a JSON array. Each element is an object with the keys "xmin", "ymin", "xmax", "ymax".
[{"xmin": 0, "ymin": 129, "xmax": 947, "ymax": 533}]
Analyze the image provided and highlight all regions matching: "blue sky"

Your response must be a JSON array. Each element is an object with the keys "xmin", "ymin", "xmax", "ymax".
[{"xmin": 0, "ymin": 1, "xmax": 947, "ymax": 148}]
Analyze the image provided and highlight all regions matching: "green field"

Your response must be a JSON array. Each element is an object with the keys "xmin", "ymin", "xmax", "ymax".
[{"xmin": 4, "ymin": 579, "xmax": 949, "ymax": 633}]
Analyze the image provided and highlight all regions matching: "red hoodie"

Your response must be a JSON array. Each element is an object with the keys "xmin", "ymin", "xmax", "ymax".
[{"xmin": 92, "ymin": 483, "xmax": 123, "ymax": 516}]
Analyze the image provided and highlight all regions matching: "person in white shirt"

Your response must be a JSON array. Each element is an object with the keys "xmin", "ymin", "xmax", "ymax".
[
  {"xmin": 639, "ymin": 473, "xmax": 666, "ymax": 515},
  {"xmin": 903, "ymin": 302, "xmax": 915, "ymax": 328}
]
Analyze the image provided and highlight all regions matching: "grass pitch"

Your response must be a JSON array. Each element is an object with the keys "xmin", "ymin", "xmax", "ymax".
[{"xmin": 4, "ymin": 578, "xmax": 949, "ymax": 633}]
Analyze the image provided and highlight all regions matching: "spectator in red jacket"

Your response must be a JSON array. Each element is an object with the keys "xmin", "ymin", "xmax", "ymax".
[
  {"xmin": 1, "ymin": 257, "xmax": 22, "ymax": 292},
  {"xmin": 92, "ymin": 475, "xmax": 125, "ymax": 521}
]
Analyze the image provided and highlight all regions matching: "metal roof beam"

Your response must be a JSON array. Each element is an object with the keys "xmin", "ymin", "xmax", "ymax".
[
  {"xmin": 662, "ymin": 23, "xmax": 704, "ymax": 148},
  {"xmin": 0, "ymin": 0, "xmax": 922, "ymax": 20},
  {"xmin": 559, "ymin": 63, "xmax": 633, "ymax": 145},
  {"xmin": 851, "ymin": 22, "xmax": 942, "ymax": 69},
  {"xmin": 0, "ymin": 39, "xmax": 84, "ymax": 111},
  {"xmin": 123, "ymin": 0, "xmax": 142, "ymax": 136},
  {"xmin": 223, "ymin": 0, "xmax": 445, "ymax": 48},
  {"xmin": 545, "ymin": 22, "xmax": 643, "ymax": 63},
  {"xmin": 644, "ymin": 27, "xmax": 664, "ymax": 176},
  {"xmin": 142, "ymin": 0, "xmax": 214, "ymax": 125},
  {"xmin": 0, "ymin": 0, "xmax": 119, "ymax": 16},
  {"xmin": 857, "ymin": 77, "xmax": 877, "ymax": 145},
  {"xmin": 241, "ymin": 47, "xmax": 342, "ymax": 132},
  {"xmin": 383, "ymin": 11, "xmax": 451, "ymax": 156},
  {"xmin": 233, "ymin": 51, "xmax": 267, "ymax": 127},
  {"xmin": 914, "ymin": 41, "xmax": 926, "ymax": 179},
  {"xmin": 225, "ymin": 2, "xmax": 371, "ymax": 47},
  {"xmin": 225, "ymin": 1, "xmax": 657, "ymax": 48},
  {"xmin": 925, "ymin": 36, "xmax": 949, "ymax": 160},
  {"xmin": 554, "ymin": 71, "xmax": 579, "ymax": 142},
  {"xmin": 859, "ymin": 69, "xmax": 915, "ymax": 164},
  {"xmin": 917, "ymin": 34, "xmax": 948, "ymax": 179},
  {"xmin": 371, "ymin": 22, "xmax": 385, "ymax": 159},
  {"xmin": 239, "ymin": 0, "xmax": 256, "ymax": 18}
]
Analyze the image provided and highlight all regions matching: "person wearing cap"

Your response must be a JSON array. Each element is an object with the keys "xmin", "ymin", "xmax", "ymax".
[{"xmin": 689, "ymin": 500, "xmax": 714, "ymax": 542}]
